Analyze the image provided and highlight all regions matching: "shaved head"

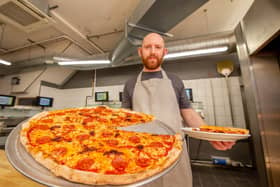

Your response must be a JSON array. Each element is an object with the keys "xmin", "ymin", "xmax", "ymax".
[
  {"xmin": 138, "ymin": 33, "xmax": 167, "ymax": 71},
  {"xmin": 142, "ymin": 33, "xmax": 165, "ymax": 48}
]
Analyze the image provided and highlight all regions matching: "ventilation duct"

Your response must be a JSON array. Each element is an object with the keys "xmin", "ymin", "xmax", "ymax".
[
  {"xmin": 0, "ymin": 0, "xmax": 52, "ymax": 32},
  {"xmin": 166, "ymin": 32, "xmax": 236, "ymax": 54},
  {"xmin": 110, "ymin": 0, "xmax": 208, "ymax": 66}
]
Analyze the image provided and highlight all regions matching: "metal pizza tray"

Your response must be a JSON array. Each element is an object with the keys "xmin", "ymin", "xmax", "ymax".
[{"xmin": 5, "ymin": 120, "xmax": 181, "ymax": 187}]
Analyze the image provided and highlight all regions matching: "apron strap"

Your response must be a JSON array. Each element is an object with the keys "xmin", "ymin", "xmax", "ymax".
[{"xmin": 136, "ymin": 71, "xmax": 142, "ymax": 83}]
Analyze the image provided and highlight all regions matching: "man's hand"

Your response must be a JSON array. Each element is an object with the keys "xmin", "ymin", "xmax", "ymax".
[{"xmin": 209, "ymin": 141, "xmax": 235, "ymax": 151}]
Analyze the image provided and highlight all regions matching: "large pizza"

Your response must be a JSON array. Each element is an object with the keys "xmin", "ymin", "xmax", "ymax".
[{"xmin": 20, "ymin": 106, "xmax": 182, "ymax": 185}]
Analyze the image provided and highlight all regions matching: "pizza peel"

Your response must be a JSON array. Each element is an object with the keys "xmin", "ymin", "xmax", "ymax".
[{"xmin": 117, "ymin": 120, "xmax": 175, "ymax": 135}]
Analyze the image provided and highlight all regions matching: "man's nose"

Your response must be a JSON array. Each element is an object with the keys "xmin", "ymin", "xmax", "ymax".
[{"xmin": 150, "ymin": 46, "xmax": 156, "ymax": 54}]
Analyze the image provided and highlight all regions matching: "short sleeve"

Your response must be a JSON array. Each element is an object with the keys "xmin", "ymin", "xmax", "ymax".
[{"xmin": 121, "ymin": 82, "xmax": 132, "ymax": 109}]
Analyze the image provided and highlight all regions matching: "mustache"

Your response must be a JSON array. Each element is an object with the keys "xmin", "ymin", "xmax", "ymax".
[{"xmin": 147, "ymin": 55, "xmax": 158, "ymax": 59}]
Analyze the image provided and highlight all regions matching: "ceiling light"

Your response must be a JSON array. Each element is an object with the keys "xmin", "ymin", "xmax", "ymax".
[
  {"xmin": 0, "ymin": 59, "xmax": 12, "ymax": 66},
  {"xmin": 58, "ymin": 60, "xmax": 111, "ymax": 65},
  {"xmin": 53, "ymin": 56, "xmax": 75, "ymax": 61},
  {"xmin": 164, "ymin": 46, "xmax": 228, "ymax": 60}
]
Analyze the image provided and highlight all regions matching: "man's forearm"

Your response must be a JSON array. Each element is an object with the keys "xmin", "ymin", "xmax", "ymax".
[{"xmin": 180, "ymin": 108, "xmax": 205, "ymax": 128}]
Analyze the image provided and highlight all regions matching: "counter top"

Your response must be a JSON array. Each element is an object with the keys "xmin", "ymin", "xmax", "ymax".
[{"xmin": 0, "ymin": 150, "xmax": 44, "ymax": 187}]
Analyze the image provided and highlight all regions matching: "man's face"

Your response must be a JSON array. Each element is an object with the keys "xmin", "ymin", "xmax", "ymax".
[{"xmin": 138, "ymin": 34, "xmax": 167, "ymax": 70}]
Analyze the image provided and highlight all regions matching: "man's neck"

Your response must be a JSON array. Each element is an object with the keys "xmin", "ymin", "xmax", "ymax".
[{"xmin": 142, "ymin": 67, "xmax": 162, "ymax": 72}]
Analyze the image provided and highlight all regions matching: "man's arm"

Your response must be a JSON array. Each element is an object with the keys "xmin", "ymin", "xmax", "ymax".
[
  {"xmin": 180, "ymin": 108, "xmax": 235, "ymax": 150},
  {"xmin": 180, "ymin": 108, "xmax": 205, "ymax": 128}
]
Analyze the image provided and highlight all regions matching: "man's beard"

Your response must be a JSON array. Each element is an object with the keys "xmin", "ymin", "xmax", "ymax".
[{"xmin": 142, "ymin": 55, "xmax": 164, "ymax": 70}]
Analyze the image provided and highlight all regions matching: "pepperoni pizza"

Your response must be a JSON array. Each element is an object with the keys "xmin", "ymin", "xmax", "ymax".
[{"xmin": 20, "ymin": 106, "xmax": 182, "ymax": 185}]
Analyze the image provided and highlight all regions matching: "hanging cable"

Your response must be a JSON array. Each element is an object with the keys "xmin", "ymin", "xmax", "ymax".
[
  {"xmin": 0, "ymin": 23, "xmax": 6, "ymax": 48},
  {"xmin": 203, "ymin": 9, "xmax": 209, "ymax": 35}
]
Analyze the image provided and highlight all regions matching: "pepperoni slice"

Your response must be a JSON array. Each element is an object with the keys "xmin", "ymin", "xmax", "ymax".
[
  {"xmin": 128, "ymin": 136, "xmax": 140, "ymax": 144},
  {"xmin": 133, "ymin": 114, "xmax": 143, "ymax": 119},
  {"xmin": 83, "ymin": 117, "xmax": 94, "ymax": 123},
  {"xmin": 36, "ymin": 136, "xmax": 52, "ymax": 144},
  {"xmin": 163, "ymin": 141, "xmax": 174, "ymax": 147},
  {"xmin": 111, "ymin": 118, "xmax": 121, "ymax": 123},
  {"xmin": 81, "ymin": 112, "xmax": 93, "ymax": 117},
  {"xmin": 40, "ymin": 119, "xmax": 53, "ymax": 123},
  {"xmin": 160, "ymin": 135, "xmax": 172, "ymax": 140},
  {"xmin": 64, "ymin": 116, "xmax": 72, "ymax": 122},
  {"xmin": 89, "ymin": 131, "xmax": 95, "ymax": 136},
  {"xmin": 50, "ymin": 125, "xmax": 61, "ymax": 130},
  {"xmin": 75, "ymin": 158, "xmax": 95, "ymax": 170},
  {"xmin": 162, "ymin": 136, "xmax": 175, "ymax": 150},
  {"xmin": 97, "ymin": 118, "xmax": 108, "ymax": 123},
  {"xmin": 62, "ymin": 125, "xmax": 75, "ymax": 133},
  {"xmin": 112, "ymin": 155, "xmax": 128, "ymax": 171},
  {"xmin": 149, "ymin": 142, "xmax": 164, "ymax": 147},
  {"xmin": 35, "ymin": 125, "xmax": 49, "ymax": 130},
  {"xmin": 63, "ymin": 136, "xmax": 72, "ymax": 142},
  {"xmin": 52, "ymin": 147, "xmax": 67, "ymax": 157},
  {"xmin": 102, "ymin": 132, "xmax": 113, "ymax": 137},
  {"xmin": 63, "ymin": 125, "xmax": 75, "ymax": 130},
  {"xmin": 76, "ymin": 134, "xmax": 90, "ymax": 142},
  {"xmin": 52, "ymin": 136, "xmax": 63, "ymax": 142},
  {"xmin": 105, "ymin": 139, "xmax": 119, "ymax": 146},
  {"xmin": 135, "ymin": 158, "xmax": 150, "ymax": 167},
  {"xmin": 83, "ymin": 125, "xmax": 95, "ymax": 130},
  {"xmin": 95, "ymin": 106, "xmax": 107, "ymax": 113}
]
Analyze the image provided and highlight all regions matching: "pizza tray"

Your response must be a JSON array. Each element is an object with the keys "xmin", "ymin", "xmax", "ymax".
[{"xmin": 5, "ymin": 120, "xmax": 181, "ymax": 187}]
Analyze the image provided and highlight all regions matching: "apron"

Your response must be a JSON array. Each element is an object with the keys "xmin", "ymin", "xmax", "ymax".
[{"xmin": 132, "ymin": 70, "xmax": 192, "ymax": 187}]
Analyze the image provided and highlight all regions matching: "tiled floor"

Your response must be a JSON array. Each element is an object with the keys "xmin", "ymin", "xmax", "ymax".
[{"xmin": 192, "ymin": 163, "xmax": 259, "ymax": 187}]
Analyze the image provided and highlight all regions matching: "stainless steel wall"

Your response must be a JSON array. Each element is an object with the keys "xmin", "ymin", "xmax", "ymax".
[
  {"xmin": 250, "ymin": 55, "xmax": 280, "ymax": 187},
  {"xmin": 235, "ymin": 23, "xmax": 280, "ymax": 187},
  {"xmin": 235, "ymin": 24, "xmax": 268, "ymax": 187}
]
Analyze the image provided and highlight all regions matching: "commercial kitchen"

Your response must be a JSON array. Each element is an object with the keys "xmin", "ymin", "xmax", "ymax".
[{"xmin": 0, "ymin": 0, "xmax": 279, "ymax": 187}]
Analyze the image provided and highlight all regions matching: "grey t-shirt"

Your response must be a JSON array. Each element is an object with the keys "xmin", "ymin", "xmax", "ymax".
[{"xmin": 121, "ymin": 70, "xmax": 191, "ymax": 109}]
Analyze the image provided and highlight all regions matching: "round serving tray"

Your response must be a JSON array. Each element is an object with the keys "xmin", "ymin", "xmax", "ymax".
[{"xmin": 5, "ymin": 120, "xmax": 180, "ymax": 187}]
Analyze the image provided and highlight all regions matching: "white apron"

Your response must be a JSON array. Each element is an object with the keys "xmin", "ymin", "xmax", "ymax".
[{"xmin": 132, "ymin": 70, "xmax": 192, "ymax": 187}]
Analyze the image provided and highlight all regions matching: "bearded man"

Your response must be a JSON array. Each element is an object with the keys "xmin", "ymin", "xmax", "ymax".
[{"xmin": 122, "ymin": 33, "xmax": 234, "ymax": 187}]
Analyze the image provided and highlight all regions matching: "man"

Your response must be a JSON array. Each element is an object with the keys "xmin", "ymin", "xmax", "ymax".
[{"xmin": 122, "ymin": 33, "xmax": 235, "ymax": 187}]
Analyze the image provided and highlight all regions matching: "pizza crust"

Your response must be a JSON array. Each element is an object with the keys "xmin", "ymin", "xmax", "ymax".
[{"xmin": 19, "ymin": 107, "xmax": 182, "ymax": 185}]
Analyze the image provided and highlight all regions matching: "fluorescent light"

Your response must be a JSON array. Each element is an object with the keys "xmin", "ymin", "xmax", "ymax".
[
  {"xmin": 0, "ymin": 59, "xmax": 11, "ymax": 66},
  {"xmin": 164, "ymin": 46, "xmax": 228, "ymax": 60},
  {"xmin": 58, "ymin": 60, "xmax": 111, "ymax": 65},
  {"xmin": 53, "ymin": 56, "xmax": 75, "ymax": 61}
]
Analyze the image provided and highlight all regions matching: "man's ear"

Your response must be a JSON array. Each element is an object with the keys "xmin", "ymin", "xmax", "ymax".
[
  {"xmin": 138, "ymin": 47, "xmax": 142, "ymax": 57},
  {"xmin": 164, "ymin": 48, "xmax": 168, "ymax": 55}
]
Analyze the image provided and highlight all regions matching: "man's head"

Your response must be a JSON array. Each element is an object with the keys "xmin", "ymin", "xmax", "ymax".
[{"xmin": 138, "ymin": 33, "xmax": 168, "ymax": 71}]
